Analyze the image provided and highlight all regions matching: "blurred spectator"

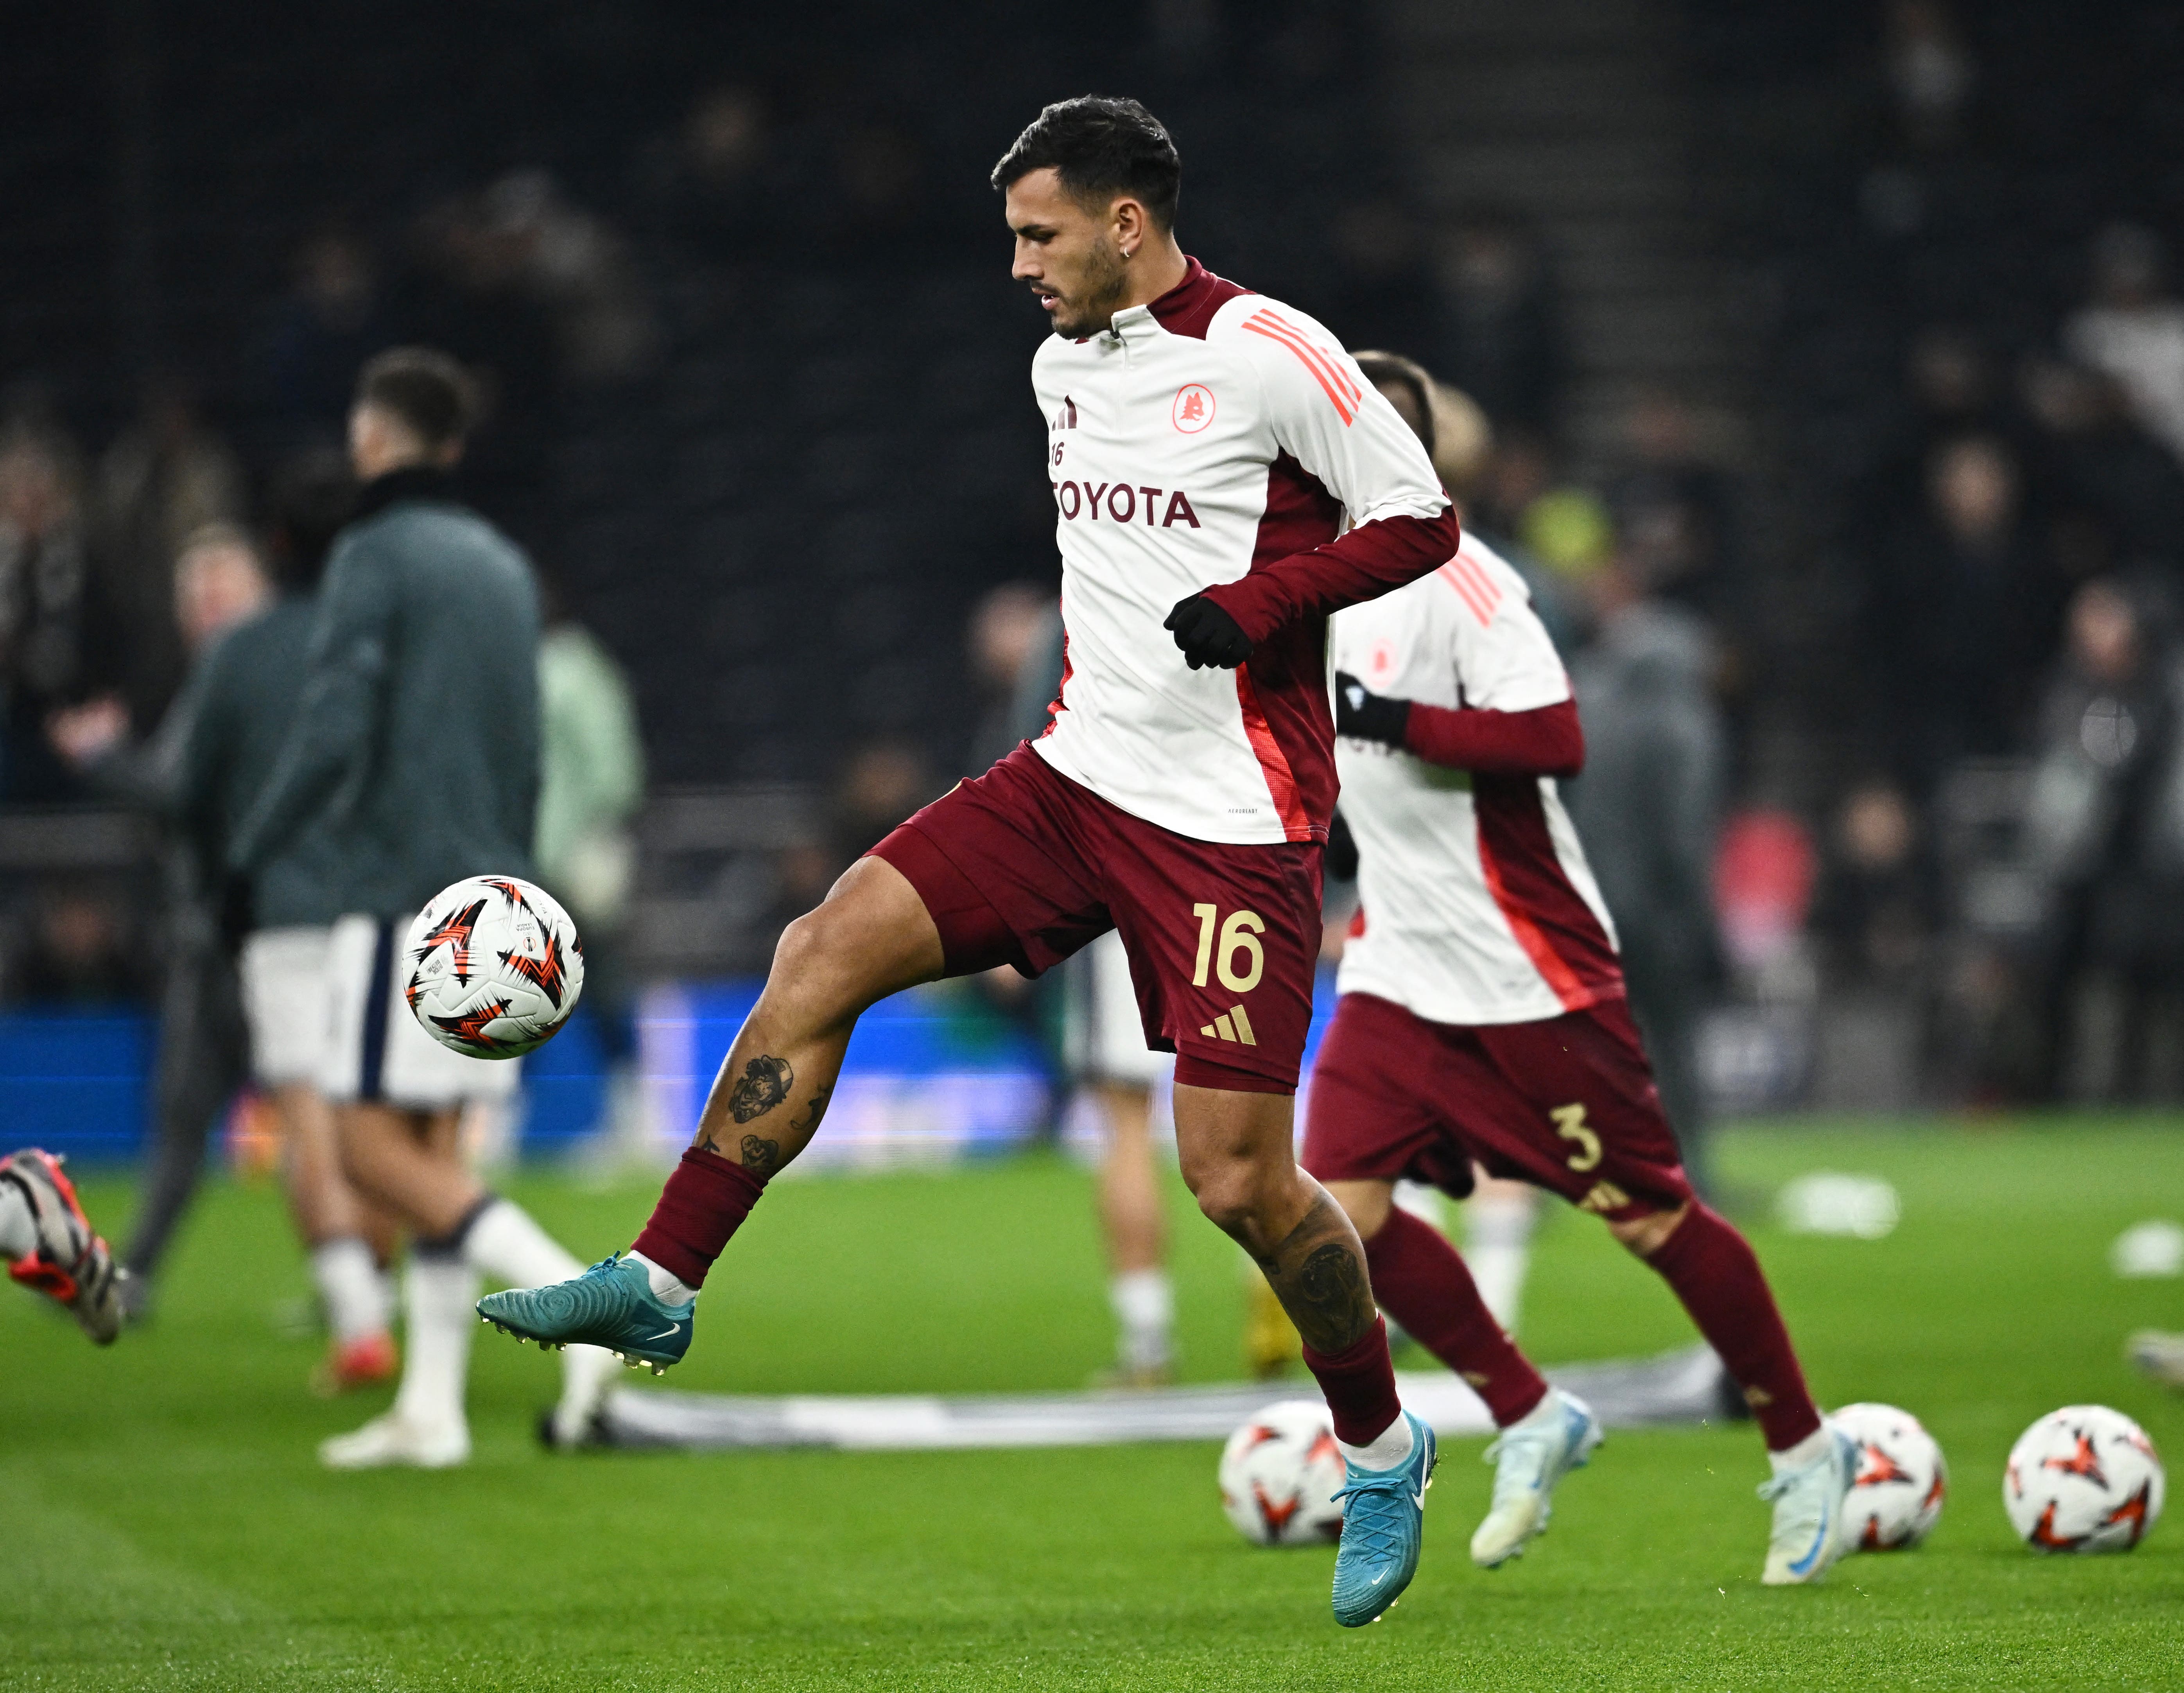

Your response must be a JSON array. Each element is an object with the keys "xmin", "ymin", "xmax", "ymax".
[
  {"xmin": 258, "ymin": 226, "xmax": 392, "ymax": 453},
  {"xmin": 1328, "ymin": 200, "xmax": 1441, "ymax": 369},
  {"xmin": 1610, "ymin": 390, "xmax": 1741, "ymax": 632},
  {"xmin": 776, "ymin": 739, "xmax": 942, "ymax": 925},
  {"xmin": 965, "ymin": 580, "xmax": 1062, "ymax": 775},
  {"xmin": 478, "ymin": 170, "xmax": 657, "ymax": 385},
  {"xmin": 2065, "ymin": 224, "xmax": 2184, "ymax": 470},
  {"xmin": 534, "ymin": 580, "xmax": 650, "ymax": 1162},
  {"xmin": 1565, "ymin": 558, "xmax": 1727, "ymax": 1193},
  {"xmin": 2021, "ymin": 358, "xmax": 2184, "ymax": 572},
  {"xmin": 1867, "ymin": 434, "xmax": 2060, "ymax": 793},
  {"xmin": 0, "ymin": 415, "xmax": 115, "ymax": 802},
  {"xmin": 4, "ymin": 878, "xmax": 148, "ymax": 1002},
  {"xmin": 91, "ymin": 375, "xmax": 245, "ymax": 724},
  {"xmin": 1881, "ymin": 0, "xmax": 1975, "ymax": 152},
  {"xmin": 1434, "ymin": 209, "xmax": 1562, "ymax": 438},
  {"xmin": 2023, "ymin": 578, "xmax": 2184, "ymax": 1099},
  {"xmin": 1810, "ymin": 782, "xmax": 1933, "ymax": 993}
]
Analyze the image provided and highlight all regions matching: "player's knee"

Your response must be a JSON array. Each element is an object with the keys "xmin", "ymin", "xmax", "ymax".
[
  {"xmin": 1607, "ymin": 1201, "xmax": 1689, "ymax": 1258},
  {"xmin": 1187, "ymin": 1162, "xmax": 1265, "ymax": 1242}
]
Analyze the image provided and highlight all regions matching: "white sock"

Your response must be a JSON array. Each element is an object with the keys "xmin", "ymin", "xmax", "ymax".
[
  {"xmin": 1769, "ymin": 1424, "xmax": 1833, "ymax": 1475},
  {"xmin": 311, "ymin": 1237, "xmax": 390, "ymax": 1344},
  {"xmin": 1467, "ymin": 1194, "xmax": 1536, "ymax": 1335},
  {"xmin": 627, "ymin": 1249, "xmax": 697, "ymax": 1307},
  {"xmin": 1109, "ymin": 1269, "xmax": 1174, "ymax": 1372},
  {"xmin": 0, "ymin": 1178, "xmax": 34, "ymax": 1259},
  {"xmin": 462, "ymin": 1198, "xmax": 582, "ymax": 1290},
  {"xmin": 1507, "ymin": 1388, "xmax": 1564, "ymax": 1433},
  {"xmin": 1339, "ymin": 1413, "xmax": 1417, "ymax": 1472},
  {"xmin": 458, "ymin": 1199, "xmax": 627, "ymax": 1429},
  {"xmin": 393, "ymin": 1257, "xmax": 479, "ymax": 1431}
]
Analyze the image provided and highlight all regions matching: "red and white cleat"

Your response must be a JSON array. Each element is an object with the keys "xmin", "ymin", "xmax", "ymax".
[
  {"xmin": 312, "ymin": 1330, "xmax": 400, "ymax": 1397},
  {"xmin": 2, "ymin": 1148, "xmax": 126, "ymax": 1345}
]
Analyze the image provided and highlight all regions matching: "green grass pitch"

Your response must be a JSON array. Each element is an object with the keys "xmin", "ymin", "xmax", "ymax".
[{"xmin": 5, "ymin": 1119, "xmax": 2182, "ymax": 1690}]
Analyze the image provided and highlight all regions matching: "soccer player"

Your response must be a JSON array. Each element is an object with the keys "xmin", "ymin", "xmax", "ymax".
[
  {"xmin": 1307, "ymin": 359, "xmax": 1858, "ymax": 1586},
  {"xmin": 482, "ymin": 96, "xmax": 1461, "ymax": 1626},
  {"xmin": 2, "ymin": 1148, "xmax": 124, "ymax": 1343},
  {"xmin": 230, "ymin": 348, "xmax": 615, "ymax": 1467}
]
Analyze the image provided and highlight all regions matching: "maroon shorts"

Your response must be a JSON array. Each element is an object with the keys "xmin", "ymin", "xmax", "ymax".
[
  {"xmin": 870, "ymin": 743, "xmax": 1322, "ymax": 1093},
  {"xmin": 1301, "ymin": 991, "xmax": 1693, "ymax": 1222}
]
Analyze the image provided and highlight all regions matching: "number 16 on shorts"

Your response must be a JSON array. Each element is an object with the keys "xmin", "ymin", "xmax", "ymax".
[{"xmin": 1192, "ymin": 903, "xmax": 1263, "ymax": 1047}]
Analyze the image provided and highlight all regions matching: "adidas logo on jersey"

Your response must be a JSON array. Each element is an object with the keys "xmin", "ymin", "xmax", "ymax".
[
  {"xmin": 1200, "ymin": 1005, "xmax": 1258, "ymax": 1046},
  {"xmin": 1049, "ymin": 395, "xmax": 1079, "ymax": 432}
]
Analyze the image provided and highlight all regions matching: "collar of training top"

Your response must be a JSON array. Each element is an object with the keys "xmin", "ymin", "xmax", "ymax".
[
  {"xmin": 1087, "ymin": 257, "xmax": 1251, "ymax": 346},
  {"xmin": 350, "ymin": 464, "xmax": 459, "ymax": 526}
]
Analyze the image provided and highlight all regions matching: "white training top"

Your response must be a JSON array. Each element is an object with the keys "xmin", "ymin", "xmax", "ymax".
[
  {"xmin": 1331, "ymin": 533, "xmax": 1625, "ymax": 1026},
  {"xmin": 1029, "ymin": 261, "xmax": 1449, "ymax": 846}
]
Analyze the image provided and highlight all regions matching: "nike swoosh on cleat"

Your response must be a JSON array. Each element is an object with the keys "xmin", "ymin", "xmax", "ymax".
[{"xmin": 642, "ymin": 1326, "xmax": 681, "ymax": 1341}]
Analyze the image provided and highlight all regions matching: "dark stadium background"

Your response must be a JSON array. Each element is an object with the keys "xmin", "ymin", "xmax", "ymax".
[{"xmin": 9, "ymin": 0, "xmax": 2184, "ymax": 1155}]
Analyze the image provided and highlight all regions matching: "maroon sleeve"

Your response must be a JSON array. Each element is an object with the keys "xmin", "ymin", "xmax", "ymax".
[
  {"xmin": 1401, "ymin": 697, "xmax": 1585, "ymax": 778},
  {"xmin": 1196, "ymin": 507, "xmax": 1460, "ymax": 643}
]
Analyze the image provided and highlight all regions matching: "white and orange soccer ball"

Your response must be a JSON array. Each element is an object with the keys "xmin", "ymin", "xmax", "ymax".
[
  {"xmin": 1218, "ymin": 1400, "xmax": 1347, "ymax": 1548},
  {"xmin": 1833, "ymin": 1402, "xmax": 1947, "ymax": 1550},
  {"xmin": 2004, "ymin": 1405, "xmax": 2164, "ymax": 1553},
  {"xmin": 404, "ymin": 875, "xmax": 584, "ymax": 1059}
]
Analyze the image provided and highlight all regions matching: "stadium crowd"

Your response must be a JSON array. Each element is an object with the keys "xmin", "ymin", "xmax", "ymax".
[{"xmin": 5, "ymin": 0, "xmax": 2184, "ymax": 1115}]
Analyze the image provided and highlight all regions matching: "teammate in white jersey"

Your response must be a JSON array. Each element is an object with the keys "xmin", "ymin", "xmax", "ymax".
[
  {"xmin": 1303, "ymin": 363, "xmax": 1859, "ymax": 1588},
  {"xmin": 482, "ymin": 96, "xmax": 1459, "ymax": 1628}
]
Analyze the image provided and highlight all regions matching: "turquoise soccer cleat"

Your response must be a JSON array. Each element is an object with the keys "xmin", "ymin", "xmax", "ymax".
[
  {"xmin": 477, "ymin": 1253, "xmax": 694, "ymax": 1375},
  {"xmin": 1329, "ymin": 1409, "xmax": 1436, "ymax": 1627}
]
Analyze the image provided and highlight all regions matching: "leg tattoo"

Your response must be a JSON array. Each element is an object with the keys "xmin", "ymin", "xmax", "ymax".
[
  {"xmin": 738, "ymin": 1133, "xmax": 780, "ymax": 1173},
  {"xmin": 1257, "ymin": 1196, "xmax": 1376, "ymax": 1354},
  {"xmin": 728, "ymin": 1056, "xmax": 793, "ymax": 1123}
]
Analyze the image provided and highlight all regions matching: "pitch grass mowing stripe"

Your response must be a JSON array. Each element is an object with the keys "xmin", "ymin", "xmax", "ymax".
[{"xmin": 2, "ymin": 1120, "xmax": 2181, "ymax": 1689}]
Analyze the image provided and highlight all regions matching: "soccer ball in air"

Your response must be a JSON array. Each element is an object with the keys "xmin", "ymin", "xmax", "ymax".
[
  {"xmin": 405, "ymin": 875, "xmax": 584, "ymax": 1059},
  {"xmin": 1832, "ymin": 1402, "xmax": 1946, "ymax": 1550},
  {"xmin": 2004, "ymin": 1405, "xmax": 2164, "ymax": 1553},
  {"xmin": 1218, "ymin": 1400, "xmax": 1347, "ymax": 1547}
]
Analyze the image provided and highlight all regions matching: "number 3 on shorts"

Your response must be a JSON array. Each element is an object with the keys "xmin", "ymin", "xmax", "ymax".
[
  {"xmin": 1191, "ymin": 903, "xmax": 1265, "ymax": 993},
  {"xmin": 1551, "ymin": 1102, "xmax": 1602, "ymax": 1172}
]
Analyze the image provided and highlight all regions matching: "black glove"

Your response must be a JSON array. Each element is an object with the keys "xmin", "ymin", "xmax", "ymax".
[
  {"xmin": 1325, "ymin": 808, "xmax": 1359, "ymax": 882},
  {"xmin": 1164, "ymin": 594, "xmax": 1254, "ymax": 670},
  {"xmin": 1335, "ymin": 671, "xmax": 1411, "ymax": 747}
]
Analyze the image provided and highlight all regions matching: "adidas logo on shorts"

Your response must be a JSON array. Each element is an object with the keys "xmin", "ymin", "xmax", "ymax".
[{"xmin": 1199, "ymin": 1005, "xmax": 1258, "ymax": 1046}]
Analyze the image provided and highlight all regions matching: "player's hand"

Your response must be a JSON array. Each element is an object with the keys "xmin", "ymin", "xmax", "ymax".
[
  {"xmin": 1335, "ymin": 671, "xmax": 1412, "ymax": 747},
  {"xmin": 1164, "ymin": 594, "xmax": 1254, "ymax": 670}
]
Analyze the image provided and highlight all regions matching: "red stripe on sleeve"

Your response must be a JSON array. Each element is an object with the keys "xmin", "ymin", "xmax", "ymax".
[{"xmin": 1241, "ymin": 316, "xmax": 1357, "ymax": 424}]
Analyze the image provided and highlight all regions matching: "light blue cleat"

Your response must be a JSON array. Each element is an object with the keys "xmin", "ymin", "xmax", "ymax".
[
  {"xmin": 477, "ymin": 1253, "xmax": 694, "ymax": 1375},
  {"xmin": 1329, "ymin": 1409, "xmax": 1436, "ymax": 1627},
  {"xmin": 1758, "ymin": 1420, "xmax": 1859, "ymax": 1585},
  {"xmin": 1470, "ymin": 1388, "xmax": 1605, "ymax": 1567}
]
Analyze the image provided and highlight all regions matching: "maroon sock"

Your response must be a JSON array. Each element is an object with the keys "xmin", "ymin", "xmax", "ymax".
[
  {"xmin": 1644, "ymin": 1202, "xmax": 1822, "ymax": 1450},
  {"xmin": 630, "ymin": 1149, "xmax": 766, "ymax": 1289},
  {"xmin": 1301, "ymin": 1313, "xmax": 1404, "ymax": 1448},
  {"xmin": 1365, "ymin": 1207, "xmax": 1549, "ymax": 1427}
]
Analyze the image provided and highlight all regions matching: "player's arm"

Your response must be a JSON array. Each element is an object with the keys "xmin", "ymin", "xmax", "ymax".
[
  {"xmin": 1336, "ymin": 553, "xmax": 1583, "ymax": 777},
  {"xmin": 1167, "ymin": 309, "xmax": 1458, "ymax": 668},
  {"xmin": 227, "ymin": 544, "xmax": 393, "ymax": 873}
]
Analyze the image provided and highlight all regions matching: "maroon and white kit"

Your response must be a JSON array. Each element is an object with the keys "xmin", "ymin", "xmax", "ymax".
[
  {"xmin": 876, "ymin": 258, "xmax": 1456, "ymax": 1092},
  {"xmin": 1303, "ymin": 535, "xmax": 1824, "ymax": 1451}
]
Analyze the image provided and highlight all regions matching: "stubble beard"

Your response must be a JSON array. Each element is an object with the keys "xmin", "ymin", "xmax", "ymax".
[{"xmin": 1049, "ymin": 237, "xmax": 1130, "ymax": 339}]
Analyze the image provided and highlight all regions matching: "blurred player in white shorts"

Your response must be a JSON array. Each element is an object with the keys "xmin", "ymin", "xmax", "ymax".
[
  {"xmin": 1064, "ymin": 928, "xmax": 1175, "ymax": 1384},
  {"xmin": 240, "ymin": 923, "xmax": 403, "ymax": 1394},
  {"xmin": 230, "ymin": 351, "xmax": 614, "ymax": 1468}
]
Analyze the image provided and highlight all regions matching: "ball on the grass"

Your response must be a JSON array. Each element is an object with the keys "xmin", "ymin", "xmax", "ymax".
[
  {"xmin": 1833, "ymin": 1401, "xmax": 1946, "ymax": 1550},
  {"xmin": 2004, "ymin": 1404, "xmax": 2164, "ymax": 1552},
  {"xmin": 1218, "ymin": 1400, "xmax": 1347, "ymax": 1547},
  {"xmin": 404, "ymin": 874, "xmax": 584, "ymax": 1059}
]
